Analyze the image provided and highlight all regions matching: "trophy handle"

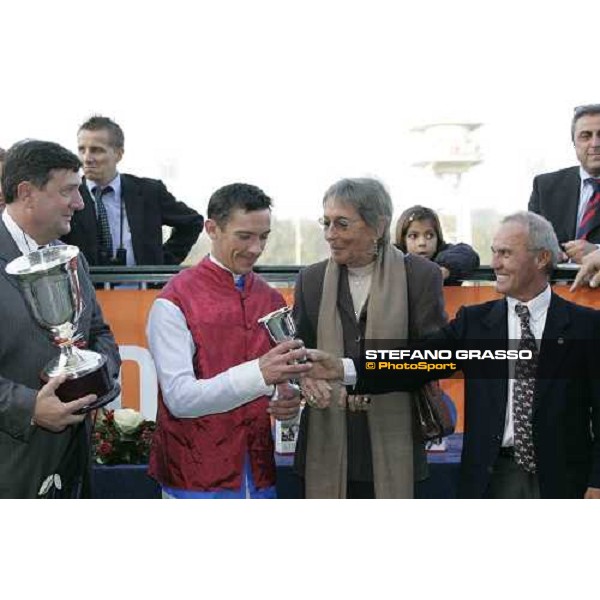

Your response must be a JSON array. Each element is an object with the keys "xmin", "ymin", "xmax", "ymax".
[{"xmin": 67, "ymin": 256, "xmax": 83, "ymax": 332}]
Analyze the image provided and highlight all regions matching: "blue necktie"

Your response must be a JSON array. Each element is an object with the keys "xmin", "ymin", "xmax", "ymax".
[{"xmin": 234, "ymin": 275, "xmax": 245, "ymax": 291}]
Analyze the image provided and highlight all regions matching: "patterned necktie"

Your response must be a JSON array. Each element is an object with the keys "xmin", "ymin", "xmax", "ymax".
[
  {"xmin": 513, "ymin": 304, "xmax": 538, "ymax": 473},
  {"xmin": 576, "ymin": 178, "xmax": 600, "ymax": 239},
  {"xmin": 234, "ymin": 274, "xmax": 246, "ymax": 291},
  {"xmin": 92, "ymin": 185, "xmax": 113, "ymax": 258}
]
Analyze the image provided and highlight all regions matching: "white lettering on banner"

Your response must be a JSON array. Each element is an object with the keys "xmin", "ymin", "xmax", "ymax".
[{"xmin": 116, "ymin": 345, "xmax": 158, "ymax": 421}]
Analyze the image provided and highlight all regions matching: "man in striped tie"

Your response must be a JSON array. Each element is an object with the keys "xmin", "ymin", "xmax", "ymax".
[{"xmin": 529, "ymin": 104, "xmax": 600, "ymax": 263}]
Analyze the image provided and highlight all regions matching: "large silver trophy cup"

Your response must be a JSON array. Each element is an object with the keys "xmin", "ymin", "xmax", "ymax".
[{"xmin": 6, "ymin": 245, "xmax": 119, "ymax": 412}]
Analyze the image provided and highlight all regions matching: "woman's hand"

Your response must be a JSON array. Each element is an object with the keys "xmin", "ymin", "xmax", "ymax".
[
  {"xmin": 300, "ymin": 377, "xmax": 332, "ymax": 409},
  {"xmin": 347, "ymin": 394, "xmax": 371, "ymax": 412},
  {"xmin": 305, "ymin": 349, "xmax": 345, "ymax": 380}
]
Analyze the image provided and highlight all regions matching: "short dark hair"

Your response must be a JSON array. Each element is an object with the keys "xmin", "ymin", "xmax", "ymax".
[
  {"xmin": 395, "ymin": 205, "xmax": 445, "ymax": 254},
  {"xmin": 0, "ymin": 140, "xmax": 81, "ymax": 204},
  {"xmin": 78, "ymin": 115, "xmax": 125, "ymax": 149},
  {"xmin": 0, "ymin": 147, "xmax": 6, "ymax": 163},
  {"xmin": 571, "ymin": 104, "xmax": 600, "ymax": 141},
  {"xmin": 207, "ymin": 183, "xmax": 272, "ymax": 226}
]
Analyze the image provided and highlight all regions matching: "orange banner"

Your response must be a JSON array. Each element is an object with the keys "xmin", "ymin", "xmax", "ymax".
[{"xmin": 97, "ymin": 283, "xmax": 600, "ymax": 432}]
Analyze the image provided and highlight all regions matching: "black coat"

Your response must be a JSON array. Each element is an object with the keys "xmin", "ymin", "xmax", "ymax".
[
  {"xmin": 62, "ymin": 174, "xmax": 204, "ymax": 265},
  {"xmin": 528, "ymin": 166, "xmax": 600, "ymax": 244}
]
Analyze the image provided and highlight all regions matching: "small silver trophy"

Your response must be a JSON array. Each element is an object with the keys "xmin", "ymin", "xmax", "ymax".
[
  {"xmin": 258, "ymin": 306, "xmax": 305, "ymax": 361},
  {"xmin": 258, "ymin": 305, "xmax": 305, "ymax": 437},
  {"xmin": 6, "ymin": 245, "xmax": 120, "ymax": 412}
]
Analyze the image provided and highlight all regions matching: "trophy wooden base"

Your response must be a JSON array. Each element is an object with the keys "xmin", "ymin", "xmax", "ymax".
[{"xmin": 40, "ymin": 361, "xmax": 121, "ymax": 414}]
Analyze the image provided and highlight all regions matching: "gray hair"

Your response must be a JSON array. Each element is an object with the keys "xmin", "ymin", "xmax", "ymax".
[
  {"xmin": 322, "ymin": 177, "xmax": 392, "ymax": 245},
  {"xmin": 571, "ymin": 104, "xmax": 600, "ymax": 141},
  {"xmin": 501, "ymin": 211, "xmax": 560, "ymax": 273}
]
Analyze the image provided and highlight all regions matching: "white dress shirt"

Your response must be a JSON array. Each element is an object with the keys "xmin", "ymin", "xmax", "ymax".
[
  {"xmin": 146, "ymin": 255, "xmax": 274, "ymax": 418},
  {"xmin": 502, "ymin": 285, "xmax": 551, "ymax": 446},
  {"xmin": 2, "ymin": 209, "xmax": 46, "ymax": 254}
]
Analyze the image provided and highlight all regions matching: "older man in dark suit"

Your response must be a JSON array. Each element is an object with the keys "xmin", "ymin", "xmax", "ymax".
[
  {"xmin": 529, "ymin": 104, "xmax": 600, "ymax": 263},
  {"xmin": 0, "ymin": 140, "xmax": 121, "ymax": 498},
  {"xmin": 62, "ymin": 115, "xmax": 203, "ymax": 266},
  {"xmin": 308, "ymin": 212, "xmax": 600, "ymax": 499}
]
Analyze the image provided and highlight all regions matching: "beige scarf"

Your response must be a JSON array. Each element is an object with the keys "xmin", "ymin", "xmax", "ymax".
[{"xmin": 305, "ymin": 244, "xmax": 415, "ymax": 498}]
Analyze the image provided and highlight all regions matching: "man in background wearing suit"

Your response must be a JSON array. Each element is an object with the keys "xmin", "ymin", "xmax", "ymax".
[
  {"xmin": 62, "ymin": 115, "xmax": 204, "ymax": 266},
  {"xmin": 307, "ymin": 212, "xmax": 600, "ymax": 499},
  {"xmin": 0, "ymin": 140, "xmax": 120, "ymax": 498},
  {"xmin": 529, "ymin": 104, "xmax": 600, "ymax": 263}
]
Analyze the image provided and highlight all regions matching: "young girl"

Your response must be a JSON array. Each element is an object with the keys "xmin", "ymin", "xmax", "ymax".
[{"xmin": 395, "ymin": 205, "xmax": 480, "ymax": 284}]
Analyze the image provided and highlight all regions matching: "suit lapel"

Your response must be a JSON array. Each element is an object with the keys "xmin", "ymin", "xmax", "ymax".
[
  {"xmin": 80, "ymin": 180, "xmax": 97, "ymax": 230},
  {"xmin": 481, "ymin": 299, "xmax": 509, "ymax": 402},
  {"xmin": 482, "ymin": 297, "xmax": 508, "ymax": 334},
  {"xmin": 0, "ymin": 220, "xmax": 22, "ymax": 262},
  {"xmin": 120, "ymin": 174, "xmax": 144, "ymax": 262},
  {"xmin": 560, "ymin": 168, "xmax": 581, "ymax": 240},
  {"xmin": 534, "ymin": 293, "xmax": 570, "ymax": 414},
  {"xmin": 0, "ymin": 220, "xmax": 27, "ymax": 295},
  {"xmin": 77, "ymin": 179, "xmax": 99, "ymax": 238}
]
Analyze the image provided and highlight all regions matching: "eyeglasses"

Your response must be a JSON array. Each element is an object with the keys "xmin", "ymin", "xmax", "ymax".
[{"xmin": 318, "ymin": 217, "xmax": 361, "ymax": 232}]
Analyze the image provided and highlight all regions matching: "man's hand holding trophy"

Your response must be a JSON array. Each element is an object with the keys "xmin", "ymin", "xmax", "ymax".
[
  {"xmin": 258, "ymin": 306, "xmax": 337, "ymax": 410},
  {"xmin": 6, "ymin": 246, "xmax": 120, "ymax": 421}
]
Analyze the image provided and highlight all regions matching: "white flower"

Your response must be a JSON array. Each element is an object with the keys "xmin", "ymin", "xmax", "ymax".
[{"xmin": 113, "ymin": 409, "xmax": 145, "ymax": 435}]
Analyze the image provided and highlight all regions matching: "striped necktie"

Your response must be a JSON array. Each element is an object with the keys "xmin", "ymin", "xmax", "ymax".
[
  {"xmin": 576, "ymin": 178, "xmax": 600, "ymax": 239},
  {"xmin": 92, "ymin": 185, "xmax": 113, "ymax": 259},
  {"xmin": 513, "ymin": 304, "xmax": 538, "ymax": 473}
]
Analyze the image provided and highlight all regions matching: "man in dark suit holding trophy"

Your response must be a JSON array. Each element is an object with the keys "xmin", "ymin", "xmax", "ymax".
[{"xmin": 0, "ymin": 140, "xmax": 121, "ymax": 498}]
